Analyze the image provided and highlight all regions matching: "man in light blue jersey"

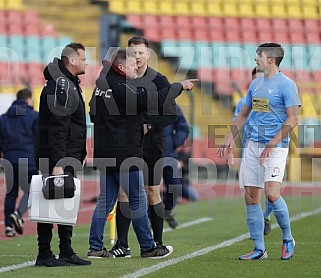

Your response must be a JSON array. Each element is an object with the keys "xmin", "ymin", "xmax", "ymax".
[
  {"xmin": 232, "ymin": 68, "xmax": 273, "ymax": 236},
  {"xmin": 219, "ymin": 43, "xmax": 301, "ymax": 260}
]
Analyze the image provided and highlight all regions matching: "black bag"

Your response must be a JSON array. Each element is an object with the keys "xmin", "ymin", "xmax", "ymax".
[{"xmin": 42, "ymin": 173, "xmax": 76, "ymax": 200}]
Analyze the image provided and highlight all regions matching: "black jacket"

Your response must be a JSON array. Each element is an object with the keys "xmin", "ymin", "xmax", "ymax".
[
  {"xmin": 135, "ymin": 67, "xmax": 176, "ymax": 152},
  {"xmin": 0, "ymin": 99, "xmax": 38, "ymax": 170},
  {"xmin": 89, "ymin": 63, "xmax": 183, "ymax": 171},
  {"xmin": 36, "ymin": 58, "xmax": 87, "ymax": 171}
]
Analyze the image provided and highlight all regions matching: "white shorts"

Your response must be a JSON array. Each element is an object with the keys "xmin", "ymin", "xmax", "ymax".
[{"xmin": 239, "ymin": 140, "xmax": 288, "ymax": 188}]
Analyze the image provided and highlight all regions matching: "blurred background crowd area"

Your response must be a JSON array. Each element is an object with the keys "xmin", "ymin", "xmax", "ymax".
[{"xmin": 1, "ymin": 0, "xmax": 321, "ymax": 181}]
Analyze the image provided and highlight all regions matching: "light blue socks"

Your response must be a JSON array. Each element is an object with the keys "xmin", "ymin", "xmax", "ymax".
[
  {"xmin": 246, "ymin": 204, "xmax": 265, "ymax": 252},
  {"xmin": 271, "ymin": 196, "xmax": 293, "ymax": 241},
  {"xmin": 263, "ymin": 198, "xmax": 273, "ymax": 220}
]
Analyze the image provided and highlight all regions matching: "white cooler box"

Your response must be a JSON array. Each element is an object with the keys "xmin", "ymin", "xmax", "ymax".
[{"xmin": 28, "ymin": 175, "xmax": 81, "ymax": 226}]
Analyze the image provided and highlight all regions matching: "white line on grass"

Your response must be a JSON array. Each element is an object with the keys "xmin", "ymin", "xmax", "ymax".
[
  {"xmin": 121, "ymin": 206, "xmax": 321, "ymax": 278},
  {"xmin": 0, "ymin": 218, "xmax": 212, "ymax": 273},
  {"xmin": 163, "ymin": 217, "xmax": 212, "ymax": 233},
  {"xmin": 0, "ymin": 261, "xmax": 35, "ymax": 273}
]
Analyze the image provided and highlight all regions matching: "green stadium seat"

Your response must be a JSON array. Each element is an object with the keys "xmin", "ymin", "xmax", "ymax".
[
  {"xmin": 25, "ymin": 51, "xmax": 42, "ymax": 63},
  {"xmin": 280, "ymin": 44, "xmax": 292, "ymax": 70},
  {"xmin": 177, "ymin": 40, "xmax": 197, "ymax": 70},
  {"xmin": 161, "ymin": 40, "xmax": 179, "ymax": 58},
  {"xmin": 195, "ymin": 41, "xmax": 212, "ymax": 68}
]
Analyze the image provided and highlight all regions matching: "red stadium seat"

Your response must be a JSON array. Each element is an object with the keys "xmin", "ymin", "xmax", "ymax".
[
  {"xmin": 272, "ymin": 18, "xmax": 287, "ymax": 31},
  {"xmin": 241, "ymin": 31, "xmax": 258, "ymax": 43},
  {"xmin": 305, "ymin": 32, "xmax": 320, "ymax": 44},
  {"xmin": 160, "ymin": 26, "xmax": 176, "ymax": 40},
  {"xmin": 193, "ymin": 29, "xmax": 210, "ymax": 42},
  {"xmin": 126, "ymin": 14, "xmax": 143, "ymax": 29},
  {"xmin": 41, "ymin": 24, "xmax": 57, "ymax": 36},
  {"xmin": 23, "ymin": 10, "xmax": 39, "ymax": 25},
  {"xmin": 6, "ymin": 23, "xmax": 23, "ymax": 35},
  {"xmin": 143, "ymin": 15, "xmax": 159, "ymax": 28},
  {"xmin": 224, "ymin": 17, "xmax": 239, "ymax": 29},
  {"xmin": 289, "ymin": 32, "xmax": 306, "ymax": 44},
  {"xmin": 281, "ymin": 69, "xmax": 294, "ymax": 79},
  {"xmin": 273, "ymin": 31, "xmax": 290, "ymax": 43},
  {"xmin": 294, "ymin": 70, "xmax": 313, "ymax": 82},
  {"xmin": 288, "ymin": 19, "xmax": 304, "ymax": 32},
  {"xmin": 209, "ymin": 28, "xmax": 225, "ymax": 42},
  {"xmin": 191, "ymin": 16, "xmax": 208, "ymax": 28},
  {"xmin": 144, "ymin": 27, "xmax": 162, "ymax": 42},
  {"xmin": 24, "ymin": 23, "xmax": 41, "ymax": 36},
  {"xmin": 6, "ymin": 10, "xmax": 23, "ymax": 24},
  {"xmin": 176, "ymin": 16, "xmax": 191, "ymax": 28},
  {"xmin": 177, "ymin": 28, "xmax": 193, "ymax": 41},
  {"xmin": 240, "ymin": 18, "xmax": 256, "ymax": 29},
  {"xmin": 257, "ymin": 30, "xmax": 273, "ymax": 43},
  {"xmin": 255, "ymin": 18, "xmax": 272, "ymax": 30},
  {"xmin": 225, "ymin": 29, "xmax": 241, "ymax": 43},
  {"xmin": 208, "ymin": 17, "xmax": 224, "ymax": 29},
  {"xmin": 304, "ymin": 19, "xmax": 319, "ymax": 31},
  {"xmin": 159, "ymin": 15, "xmax": 175, "ymax": 28},
  {"xmin": 312, "ymin": 70, "xmax": 321, "ymax": 82},
  {"xmin": 197, "ymin": 68, "xmax": 213, "ymax": 83}
]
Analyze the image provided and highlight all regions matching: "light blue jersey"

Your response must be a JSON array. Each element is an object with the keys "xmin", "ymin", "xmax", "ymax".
[
  {"xmin": 233, "ymin": 96, "xmax": 248, "ymax": 152},
  {"xmin": 244, "ymin": 72, "xmax": 301, "ymax": 147}
]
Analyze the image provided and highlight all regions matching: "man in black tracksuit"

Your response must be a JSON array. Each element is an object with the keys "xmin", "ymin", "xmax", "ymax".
[
  {"xmin": 110, "ymin": 37, "xmax": 178, "ymax": 258},
  {"xmin": 35, "ymin": 43, "xmax": 91, "ymax": 267},
  {"xmin": 87, "ymin": 48, "xmax": 196, "ymax": 258}
]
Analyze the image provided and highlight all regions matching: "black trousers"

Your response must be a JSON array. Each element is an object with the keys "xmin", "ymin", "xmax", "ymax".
[{"xmin": 37, "ymin": 223, "xmax": 74, "ymax": 258}]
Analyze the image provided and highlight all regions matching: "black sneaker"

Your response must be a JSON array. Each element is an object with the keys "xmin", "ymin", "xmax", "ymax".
[
  {"xmin": 141, "ymin": 244, "xmax": 173, "ymax": 259},
  {"xmin": 164, "ymin": 211, "xmax": 178, "ymax": 229},
  {"xmin": 110, "ymin": 241, "xmax": 131, "ymax": 258},
  {"xmin": 59, "ymin": 253, "xmax": 92, "ymax": 265},
  {"xmin": 5, "ymin": 226, "xmax": 16, "ymax": 237},
  {"xmin": 87, "ymin": 248, "xmax": 115, "ymax": 258},
  {"xmin": 36, "ymin": 254, "xmax": 73, "ymax": 267},
  {"xmin": 10, "ymin": 211, "xmax": 24, "ymax": 235},
  {"xmin": 264, "ymin": 219, "xmax": 271, "ymax": 235}
]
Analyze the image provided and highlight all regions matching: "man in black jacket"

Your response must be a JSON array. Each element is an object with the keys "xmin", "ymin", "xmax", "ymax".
[
  {"xmin": 88, "ymin": 48, "xmax": 196, "ymax": 258},
  {"xmin": 111, "ymin": 36, "xmax": 177, "ymax": 257},
  {"xmin": 35, "ymin": 42, "xmax": 91, "ymax": 267}
]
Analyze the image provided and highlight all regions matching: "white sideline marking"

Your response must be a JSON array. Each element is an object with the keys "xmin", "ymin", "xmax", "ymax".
[
  {"xmin": 0, "ymin": 261, "xmax": 35, "ymax": 273},
  {"xmin": 163, "ymin": 217, "xmax": 212, "ymax": 233},
  {"xmin": 121, "ymin": 207, "xmax": 321, "ymax": 278},
  {"xmin": 0, "ymin": 217, "xmax": 212, "ymax": 273}
]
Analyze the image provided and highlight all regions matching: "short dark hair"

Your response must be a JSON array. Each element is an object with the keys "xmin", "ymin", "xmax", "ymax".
[
  {"xmin": 256, "ymin": 43, "xmax": 284, "ymax": 67},
  {"xmin": 111, "ymin": 48, "xmax": 136, "ymax": 66},
  {"xmin": 16, "ymin": 88, "xmax": 32, "ymax": 100},
  {"xmin": 128, "ymin": 36, "xmax": 149, "ymax": 47},
  {"xmin": 251, "ymin": 67, "xmax": 263, "ymax": 79},
  {"xmin": 61, "ymin": 42, "xmax": 85, "ymax": 65}
]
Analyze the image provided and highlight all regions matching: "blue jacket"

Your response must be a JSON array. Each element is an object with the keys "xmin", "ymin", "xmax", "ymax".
[
  {"xmin": 0, "ymin": 99, "xmax": 38, "ymax": 170},
  {"xmin": 164, "ymin": 105, "xmax": 190, "ymax": 159}
]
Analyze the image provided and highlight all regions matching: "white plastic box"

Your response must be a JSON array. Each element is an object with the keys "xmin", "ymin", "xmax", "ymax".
[{"xmin": 28, "ymin": 175, "xmax": 81, "ymax": 226}]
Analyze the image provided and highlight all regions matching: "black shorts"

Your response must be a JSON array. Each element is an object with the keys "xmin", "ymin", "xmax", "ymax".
[{"xmin": 143, "ymin": 147, "xmax": 163, "ymax": 186}]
